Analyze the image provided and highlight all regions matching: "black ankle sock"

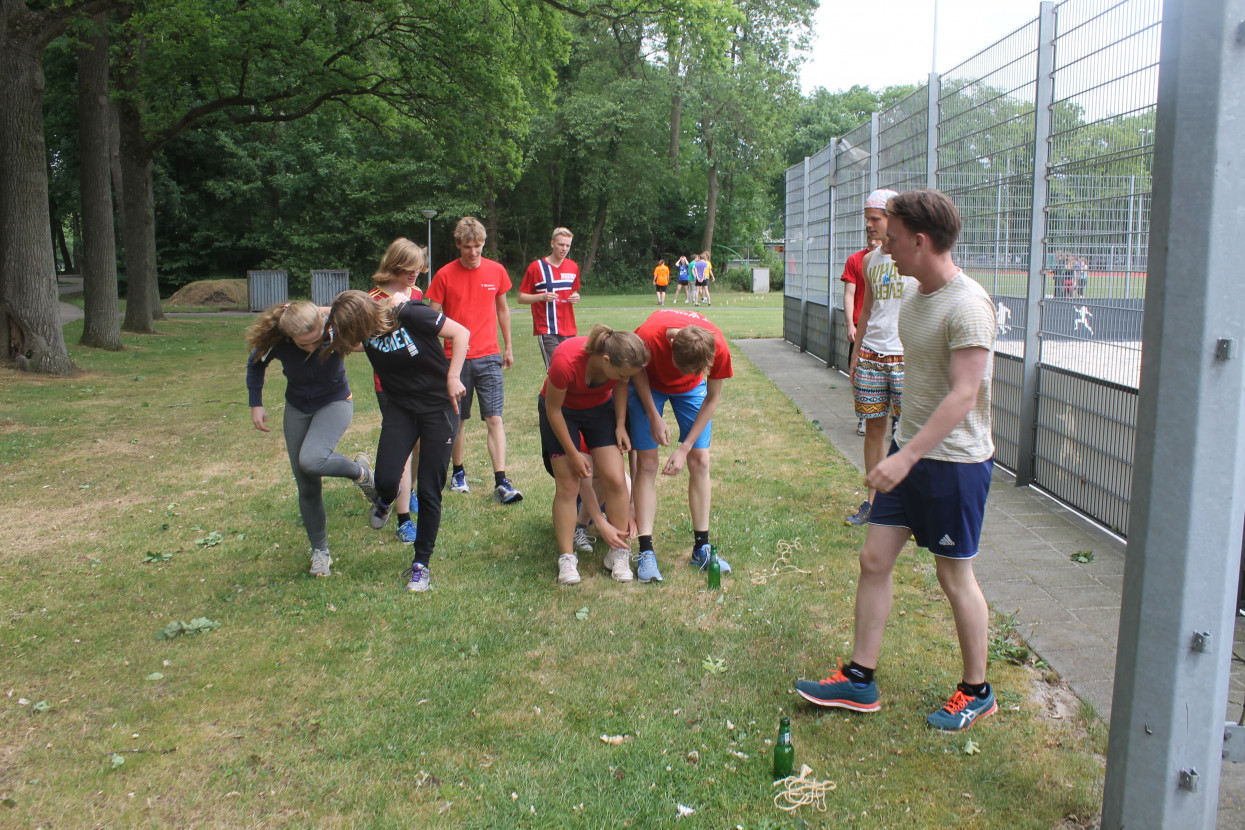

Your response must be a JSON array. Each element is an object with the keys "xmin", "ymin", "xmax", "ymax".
[
  {"xmin": 694, "ymin": 530, "xmax": 709, "ymax": 550},
  {"xmin": 960, "ymin": 681, "xmax": 991, "ymax": 699},
  {"xmin": 453, "ymin": 464, "xmax": 464, "ymax": 475},
  {"xmin": 639, "ymin": 534, "xmax": 653, "ymax": 552},
  {"xmin": 494, "ymin": 470, "xmax": 507, "ymax": 487},
  {"xmin": 397, "ymin": 512, "xmax": 411, "ymax": 525},
  {"xmin": 845, "ymin": 662, "xmax": 875, "ymax": 685}
]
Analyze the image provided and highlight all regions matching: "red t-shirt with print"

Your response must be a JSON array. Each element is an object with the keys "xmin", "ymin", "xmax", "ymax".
[
  {"xmin": 540, "ymin": 336, "xmax": 618, "ymax": 410},
  {"xmin": 426, "ymin": 257, "xmax": 512, "ymax": 359},
  {"xmin": 634, "ymin": 309, "xmax": 733, "ymax": 395}
]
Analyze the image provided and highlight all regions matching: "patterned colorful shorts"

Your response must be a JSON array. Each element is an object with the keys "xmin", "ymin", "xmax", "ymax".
[{"xmin": 853, "ymin": 347, "xmax": 903, "ymax": 419}]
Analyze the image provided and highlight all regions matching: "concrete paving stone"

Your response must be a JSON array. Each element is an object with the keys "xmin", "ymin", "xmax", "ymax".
[
  {"xmin": 1061, "ymin": 677, "xmax": 1116, "ymax": 720},
  {"xmin": 1070, "ymin": 607, "xmax": 1122, "ymax": 644},
  {"xmin": 992, "ymin": 548, "xmax": 1069, "ymax": 571},
  {"xmin": 1096, "ymin": 572, "xmax": 1126, "ymax": 593},
  {"xmin": 984, "ymin": 580, "xmax": 1051, "ymax": 607},
  {"xmin": 1020, "ymin": 562, "xmax": 1102, "ymax": 588},
  {"xmin": 1029, "ymin": 621, "xmax": 1113, "ymax": 654},
  {"xmin": 1055, "ymin": 586, "xmax": 1125, "ymax": 611}
]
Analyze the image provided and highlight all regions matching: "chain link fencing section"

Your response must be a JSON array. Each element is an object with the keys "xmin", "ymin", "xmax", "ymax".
[{"xmin": 784, "ymin": 0, "xmax": 1160, "ymax": 536}]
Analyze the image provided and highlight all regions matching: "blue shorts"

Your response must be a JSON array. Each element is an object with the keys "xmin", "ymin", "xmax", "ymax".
[
  {"xmin": 869, "ymin": 442, "xmax": 993, "ymax": 559},
  {"xmin": 627, "ymin": 380, "xmax": 711, "ymax": 452}
]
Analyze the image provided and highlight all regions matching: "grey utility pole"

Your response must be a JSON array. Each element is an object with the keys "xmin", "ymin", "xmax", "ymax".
[{"xmin": 1101, "ymin": 1, "xmax": 1245, "ymax": 828}]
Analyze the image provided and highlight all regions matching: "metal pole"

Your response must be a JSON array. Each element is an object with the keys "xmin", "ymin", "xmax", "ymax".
[
  {"xmin": 1101, "ymin": 1, "xmax": 1245, "ymax": 827},
  {"xmin": 801, "ymin": 156, "xmax": 811, "ymax": 352},
  {"xmin": 1125, "ymin": 174, "xmax": 1136, "ymax": 298},
  {"xmin": 868, "ymin": 112, "xmax": 879, "ymax": 194},
  {"xmin": 926, "ymin": 71, "xmax": 940, "ymax": 189},
  {"xmin": 994, "ymin": 175, "xmax": 1002, "ymax": 295},
  {"xmin": 1014, "ymin": 0, "xmax": 1055, "ymax": 488}
]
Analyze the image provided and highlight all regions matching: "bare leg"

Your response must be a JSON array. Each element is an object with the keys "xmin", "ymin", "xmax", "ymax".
[
  {"xmin": 632, "ymin": 448, "xmax": 660, "ymax": 536},
  {"xmin": 484, "ymin": 414, "xmax": 507, "ymax": 473},
  {"xmin": 849, "ymin": 524, "xmax": 910, "ymax": 669},
  {"xmin": 550, "ymin": 456, "xmax": 580, "ymax": 553},
  {"xmin": 862, "ymin": 416, "xmax": 890, "ymax": 503},
  {"xmin": 686, "ymin": 447, "xmax": 711, "ymax": 532},
  {"xmin": 935, "ymin": 557, "xmax": 990, "ymax": 685}
]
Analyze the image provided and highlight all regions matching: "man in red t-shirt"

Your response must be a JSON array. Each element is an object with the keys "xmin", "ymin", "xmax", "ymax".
[
  {"xmin": 426, "ymin": 217, "xmax": 522, "ymax": 505},
  {"xmin": 841, "ymin": 239, "xmax": 880, "ymax": 437},
  {"xmin": 627, "ymin": 309, "xmax": 734, "ymax": 583},
  {"xmin": 518, "ymin": 227, "xmax": 581, "ymax": 369}
]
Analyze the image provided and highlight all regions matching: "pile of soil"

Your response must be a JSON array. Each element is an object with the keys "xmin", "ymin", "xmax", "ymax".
[{"xmin": 166, "ymin": 279, "xmax": 249, "ymax": 309}]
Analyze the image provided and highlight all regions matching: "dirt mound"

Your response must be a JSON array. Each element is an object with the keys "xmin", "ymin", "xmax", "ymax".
[{"xmin": 166, "ymin": 279, "xmax": 249, "ymax": 309}]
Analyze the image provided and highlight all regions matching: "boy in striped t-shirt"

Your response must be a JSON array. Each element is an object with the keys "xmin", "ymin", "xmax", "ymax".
[{"xmin": 798, "ymin": 189, "xmax": 999, "ymax": 733}]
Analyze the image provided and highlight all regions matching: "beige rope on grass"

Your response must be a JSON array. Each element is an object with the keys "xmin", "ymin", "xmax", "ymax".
[
  {"xmin": 773, "ymin": 764, "xmax": 835, "ymax": 812},
  {"xmin": 751, "ymin": 538, "xmax": 812, "ymax": 585}
]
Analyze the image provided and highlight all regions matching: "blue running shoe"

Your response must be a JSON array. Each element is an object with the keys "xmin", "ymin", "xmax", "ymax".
[
  {"xmin": 405, "ymin": 562, "xmax": 431, "ymax": 593},
  {"xmin": 926, "ymin": 685, "xmax": 997, "ymax": 732},
  {"xmin": 691, "ymin": 544, "xmax": 731, "ymax": 574},
  {"xmin": 796, "ymin": 664, "xmax": 880, "ymax": 713},
  {"xmin": 493, "ymin": 477, "xmax": 523, "ymax": 504},
  {"xmin": 410, "ymin": 495, "xmax": 419, "ymax": 514},
  {"xmin": 635, "ymin": 550, "xmax": 663, "ymax": 583},
  {"xmin": 395, "ymin": 520, "xmax": 417, "ymax": 544},
  {"xmin": 450, "ymin": 470, "xmax": 470, "ymax": 494}
]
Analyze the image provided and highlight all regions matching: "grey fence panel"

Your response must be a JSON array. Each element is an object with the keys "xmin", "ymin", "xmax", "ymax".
[
  {"xmin": 877, "ymin": 84, "xmax": 930, "ymax": 194},
  {"xmin": 247, "ymin": 270, "xmax": 288, "ymax": 312},
  {"xmin": 1033, "ymin": 366, "xmax": 1138, "ymax": 535},
  {"xmin": 310, "ymin": 270, "xmax": 350, "ymax": 306},
  {"xmin": 784, "ymin": 164, "xmax": 805, "ymax": 304}
]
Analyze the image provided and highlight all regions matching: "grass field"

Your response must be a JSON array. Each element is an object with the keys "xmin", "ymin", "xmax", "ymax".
[{"xmin": 1, "ymin": 292, "xmax": 1104, "ymax": 828}]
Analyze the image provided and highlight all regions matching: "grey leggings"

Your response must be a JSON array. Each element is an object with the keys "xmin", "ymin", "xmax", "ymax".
[{"xmin": 283, "ymin": 399, "xmax": 359, "ymax": 550}]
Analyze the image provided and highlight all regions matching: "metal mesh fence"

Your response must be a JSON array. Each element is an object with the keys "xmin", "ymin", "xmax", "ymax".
[{"xmin": 784, "ymin": 0, "xmax": 1161, "ymax": 536}]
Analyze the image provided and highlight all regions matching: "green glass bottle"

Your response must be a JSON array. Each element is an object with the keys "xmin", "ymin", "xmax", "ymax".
[
  {"xmin": 707, "ymin": 544, "xmax": 721, "ymax": 590},
  {"xmin": 773, "ymin": 716, "xmax": 794, "ymax": 780}
]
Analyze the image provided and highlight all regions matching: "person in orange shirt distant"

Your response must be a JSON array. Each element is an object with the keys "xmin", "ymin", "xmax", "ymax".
[{"xmin": 653, "ymin": 259, "xmax": 670, "ymax": 306}]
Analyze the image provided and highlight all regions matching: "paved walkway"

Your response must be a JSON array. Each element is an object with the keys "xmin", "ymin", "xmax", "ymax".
[{"xmin": 736, "ymin": 337, "xmax": 1245, "ymax": 827}]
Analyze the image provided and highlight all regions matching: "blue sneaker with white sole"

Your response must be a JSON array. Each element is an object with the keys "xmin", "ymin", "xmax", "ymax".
[
  {"xmin": 395, "ymin": 520, "xmax": 417, "ymax": 544},
  {"xmin": 691, "ymin": 544, "xmax": 730, "ymax": 574},
  {"xmin": 926, "ymin": 685, "xmax": 997, "ymax": 732}
]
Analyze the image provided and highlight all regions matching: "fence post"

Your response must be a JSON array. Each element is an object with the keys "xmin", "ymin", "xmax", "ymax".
[
  {"xmin": 827, "ymin": 179, "xmax": 839, "ymax": 369},
  {"xmin": 1101, "ymin": 0, "xmax": 1245, "ymax": 826},
  {"xmin": 800, "ymin": 156, "xmax": 811, "ymax": 353},
  {"xmin": 926, "ymin": 71, "xmax": 940, "ymax": 189},
  {"xmin": 1013, "ymin": 0, "xmax": 1056, "ymax": 487},
  {"xmin": 868, "ymin": 112, "xmax": 879, "ymax": 193}
]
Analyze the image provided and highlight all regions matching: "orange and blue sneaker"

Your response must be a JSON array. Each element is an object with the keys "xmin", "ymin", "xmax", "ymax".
[
  {"xmin": 926, "ymin": 684, "xmax": 997, "ymax": 732},
  {"xmin": 795, "ymin": 662, "xmax": 880, "ymax": 713}
]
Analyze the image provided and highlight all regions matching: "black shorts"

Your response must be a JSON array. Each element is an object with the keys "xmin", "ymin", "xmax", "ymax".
[
  {"xmin": 656, "ymin": 284, "xmax": 667, "ymax": 293},
  {"xmin": 538, "ymin": 395, "xmax": 617, "ymax": 476}
]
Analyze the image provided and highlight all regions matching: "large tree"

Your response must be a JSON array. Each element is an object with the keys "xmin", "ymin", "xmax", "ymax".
[{"xmin": 1, "ymin": 0, "xmax": 116, "ymax": 373}]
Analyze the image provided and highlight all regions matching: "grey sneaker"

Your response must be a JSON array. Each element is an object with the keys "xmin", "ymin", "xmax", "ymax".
[
  {"xmin": 370, "ymin": 498, "xmax": 392, "ymax": 530},
  {"xmin": 309, "ymin": 548, "xmax": 332, "ymax": 577},
  {"xmin": 573, "ymin": 527, "xmax": 596, "ymax": 553},
  {"xmin": 603, "ymin": 548, "xmax": 634, "ymax": 582},
  {"xmin": 405, "ymin": 562, "xmax": 431, "ymax": 592},
  {"xmin": 493, "ymin": 478, "xmax": 523, "ymax": 504},
  {"xmin": 634, "ymin": 549, "xmax": 663, "ymax": 583},
  {"xmin": 557, "ymin": 553, "xmax": 582, "ymax": 585},
  {"xmin": 353, "ymin": 453, "xmax": 379, "ymax": 502},
  {"xmin": 845, "ymin": 501, "xmax": 872, "ymax": 527}
]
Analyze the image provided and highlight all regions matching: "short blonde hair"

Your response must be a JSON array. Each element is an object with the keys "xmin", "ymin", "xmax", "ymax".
[
  {"xmin": 671, "ymin": 325, "xmax": 716, "ymax": 376},
  {"xmin": 372, "ymin": 238, "xmax": 426, "ymax": 285},
  {"xmin": 454, "ymin": 217, "xmax": 487, "ymax": 244},
  {"xmin": 551, "ymin": 227, "xmax": 572, "ymax": 243}
]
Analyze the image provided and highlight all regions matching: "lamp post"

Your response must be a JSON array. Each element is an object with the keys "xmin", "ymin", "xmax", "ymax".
[{"xmin": 421, "ymin": 209, "xmax": 438, "ymax": 279}]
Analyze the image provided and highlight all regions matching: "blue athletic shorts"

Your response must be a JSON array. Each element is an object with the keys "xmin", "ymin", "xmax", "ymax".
[
  {"xmin": 626, "ymin": 380, "xmax": 711, "ymax": 452},
  {"xmin": 869, "ymin": 442, "xmax": 993, "ymax": 559}
]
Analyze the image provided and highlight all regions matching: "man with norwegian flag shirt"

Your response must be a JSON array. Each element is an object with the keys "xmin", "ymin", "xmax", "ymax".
[{"xmin": 519, "ymin": 227, "xmax": 581, "ymax": 368}]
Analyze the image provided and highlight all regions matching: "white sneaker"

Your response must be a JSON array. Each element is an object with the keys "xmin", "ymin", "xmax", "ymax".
[
  {"xmin": 603, "ymin": 548, "xmax": 634, "ymax": 582},
  {"xmin": 557, "ymin": 553, "xmax": 581, "ymax": 585},
  {"xmin": 309, "ymin": 548, "xmax": 332, "ymax": 577},
  {"xmin": 573, "ymin": 527, "xmax": 596, "ymax": 553}
]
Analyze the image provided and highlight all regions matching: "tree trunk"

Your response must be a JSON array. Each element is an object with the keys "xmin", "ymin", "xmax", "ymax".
[
  {"xmin": 484, "ymin": 175, "xmax": 499, "ymax": 259},
  {"xmin": 668, "ymin": 32, "xmax": 681, "ymax": 169},
  {"xmin": 78, "ymin": 10, "xmax": 122, "ymax": 350},
  {"xmin": 50, "ymin": 195, "xmax": 74, "ymax": 272},
  {"xmin": 583, "ymin": 195, "xmax": 608, "ymax": 278},
  {"xmin": 701, "ymin": 160, "xmax": 719, "ymax": 254},
  {"xmin": 117, "ymin": 95, "xmax": 159, "ymax": 333},
  {"xmin": 0, "ymin": 2, "xmax": 76, "ymax": 373}
]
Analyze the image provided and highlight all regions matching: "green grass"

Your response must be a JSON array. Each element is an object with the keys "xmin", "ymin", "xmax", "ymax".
[{"xmin": 0, "ymin": 294, "xmax": 1104, "ymax": 828}]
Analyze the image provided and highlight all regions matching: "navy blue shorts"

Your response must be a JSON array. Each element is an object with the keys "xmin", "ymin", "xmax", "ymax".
[{"xmin": 869, "ymin": 442, "xmax": 993, "ymax": 559}]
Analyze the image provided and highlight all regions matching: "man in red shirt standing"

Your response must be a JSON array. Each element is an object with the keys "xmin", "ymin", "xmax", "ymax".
[
  {"xmin": 426, "ymin": 217, "xmax": 522, "ymax": 505},
  {"xmin": 518, "ymin": 227, "xmax": 581, "ymax": 369},
  {"xmin": 627, "ymin": 309, "xmax": 734, "ymax": 583}
]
